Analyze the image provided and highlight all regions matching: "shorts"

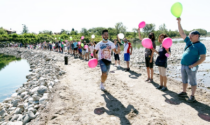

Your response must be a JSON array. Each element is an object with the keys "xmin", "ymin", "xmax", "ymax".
[
  {"xmin": 124, "ymin": 53, "xmax": 130, "ymax": 61},
  {"xmin": 181, "ymin": 65, "xmax": 198, "ymax": 86},
  {"xmin": 145, "ymin": 57, "xmax": 154, "ymax": 68},
  {"xmin": 67, "ymin": 47, "xmax": 70, "ymax": 50},
  {"xmin": 114, "ymin": 53, "xmax": 120, "ymax": 60},
  {"xmin": 74, "ymin": 48, "xmax": 77, "ymax": 51},
  {"xmin": 158, "ymin": 67, "xmax": 166, "ymax": 76},
  {"xmin": 79, "ymin": 49, "xmax": 82, "ymax": 54},
  {"xmin": 99, "ymin": 60, "xmax": 110, "ymax": 74},
  {"xmin": 82, "ymin": 50, "xmax": 85, "ymax": 55}
]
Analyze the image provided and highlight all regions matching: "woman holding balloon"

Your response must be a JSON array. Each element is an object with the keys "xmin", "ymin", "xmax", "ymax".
[
  {"xmin": 138, "ymin": 29, "xmax": 156, "ymax": 83},
  {"xmin": 152, "ymin": 34, "xmax": 171, "ymax": 91}
]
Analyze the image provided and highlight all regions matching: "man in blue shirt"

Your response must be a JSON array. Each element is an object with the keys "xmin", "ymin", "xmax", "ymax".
[{"xmin": 177, "ymin": 18, "xmax": 206, "ymax": 102}]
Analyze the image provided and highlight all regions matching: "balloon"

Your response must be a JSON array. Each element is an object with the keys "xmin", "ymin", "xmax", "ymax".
[
  {"xmin": 91, "ymin": 35, "xmax": 95, "ymax": 39},
  {"xmin": 84, "ymin": 45, "xmax": 88, "ymax": 49},
  {"xmin": 138, "ymin": 21, "xmax": 146, "ymax": 28},
  {"xmin": 118, "ymin": 33, "xmax": 124, "ymax": 39},
  {"xmin": 78, "ymin": 42, "xmax": 81, "ymax": 45},
  {"xmin": 55, "ymin": 38, "xmax": 57, "ymax": 40},
  {"xmin": 81, "ymin": 43, "xmax": 84, "ymax": 47},
  {"xmin": 70, "ymin": 36, "xmax": 72, "ymax": 40},
  {"xmin": 171, "ymin": 2, "xmax": 183, "ymax": 18},
  {"xmin": 162, "ymin": 37, "xmax": 173, "ymax": 49},
  {"xmin": 141, "ymin": 38, "xmax": 153, "ymax": 49},
  {"xmin": 91, "ymin": 53, "xmax": 93, "ymax": 57},
  {"xmin": 61, "ymin": 39, "xmax": 63, "ymax": 41},
  {"xmin": 59, "ymin": 37, "xmax": 60, "ymax": 39},
  {"xmin": 65, "ymin": 40, "xmax": 68, "ymax": 42},
  {"xmin": 165, "ymin": 53, "xmax": 170, "ymax": 58},
  {"xmin": 88, "ymin": 58, "xmax": 98, "ymax": 68},
  {"xmin": 81, "ymin": 36, "xmax": 84, "ymax": 40}
]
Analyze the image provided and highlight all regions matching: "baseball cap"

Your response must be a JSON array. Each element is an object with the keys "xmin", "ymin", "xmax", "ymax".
[{"xmin": 190, "ymin": 31, "xmax": 200, "ymax": 36}]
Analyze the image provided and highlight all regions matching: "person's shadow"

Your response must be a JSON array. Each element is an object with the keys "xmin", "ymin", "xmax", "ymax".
[
  {"xmin": 101, "ymin": 91, "xmax": 139, "ymax": 125},
  {"xmin": 152, "ymin": 81, "xmax": 210, "ymax": 122}
]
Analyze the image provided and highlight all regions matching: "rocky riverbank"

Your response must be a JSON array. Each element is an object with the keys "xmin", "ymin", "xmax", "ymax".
[{"xmin": 0, "ymin": 48, "xmax": 66, "ymax": 125}]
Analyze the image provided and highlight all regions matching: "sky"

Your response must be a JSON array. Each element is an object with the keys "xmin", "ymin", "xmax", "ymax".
[{"xmin": 0, "ymin": 0, "xmax": 209, "ymax": 34}]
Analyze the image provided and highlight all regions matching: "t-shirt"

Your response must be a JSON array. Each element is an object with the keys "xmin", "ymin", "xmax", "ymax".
[
  {"xmin": 95, "ymin": 40, "xmax": 115, "ymax": 61},
  {"xmin": 145, "ymin": 41, "xmax": 156, "ymax": 57},
  {"xmin": 73, "ymin": 42, "xmax": 78, "ymax": 48},
  {"xmin": 181, "ymin": 37, "xmax": 206, "ymax": 66},
  {"xmin": 155, "ymin": 45, "xmax": 171, "ymax": 68},
  {"xmin": 124, "ymin": 42, "xmax": 132, "ymax": 53},
  {"xmin": 89, "ymin": 46, "xmax": 94, "ymax": 53}
]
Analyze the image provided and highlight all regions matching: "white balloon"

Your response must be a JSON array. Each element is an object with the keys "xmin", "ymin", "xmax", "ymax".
[
  {"xmin": 91, "ymin": 35, "xmax": 95, "ymax": 39},
  {"xmin": 118, "ymin": 33, "xmax": 124, "ymax": 39}
]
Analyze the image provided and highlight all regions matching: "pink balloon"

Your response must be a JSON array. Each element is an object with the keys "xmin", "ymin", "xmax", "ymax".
[
  {"xmin": 138, "ymin": 21, "xmax": 146, "ymax": 28},
  {"xmin": 165, "ymin": 53, "xmax": 170, "ymax": 58},
  {"xmin": 81, "ymin": 36, "xmax": 84, "ymax": 40},
  {"xmin": 78, "ymin": 42, "xmax": 81, "ymax": 45},
  {"xmin": 142, "ymin": 38, "xmax": 153, "ymax": 49},
  {"xmin": 91, "ymin": 53, "xmax": 93, "ymax": 56},
  {"xmin": 162, "ymin": 37, "xmax": 173, "ymax": 49},
  {"xmin": 84, "ymin": 45, "xmax": 88, "ymax": 49},
  {"xmin": 88, "ymin": 58, "xmax": 98, "ymax": 68}
]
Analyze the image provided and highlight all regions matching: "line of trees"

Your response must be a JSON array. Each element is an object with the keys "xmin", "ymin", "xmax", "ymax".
[{"xmin": 0, "ymin": 22, "xmax": 208, "ymax": 45}]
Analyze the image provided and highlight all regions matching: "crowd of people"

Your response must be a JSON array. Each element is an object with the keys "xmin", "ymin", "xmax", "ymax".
[
  {"xmin": 6, "ymin": 18, "xmax": 207, "ymax": 103},
  {"xmin": 94, "ymin": 18, "xmax": 206, "ymax": 103}
]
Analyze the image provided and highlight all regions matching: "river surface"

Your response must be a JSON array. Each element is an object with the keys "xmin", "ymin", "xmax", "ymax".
[{"xmin": 0, "ymin": 59, "xmax": 30, "ymax": 102}]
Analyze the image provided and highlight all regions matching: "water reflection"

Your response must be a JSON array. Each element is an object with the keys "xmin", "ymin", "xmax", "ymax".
[{"xmin": 0, "ymin": 59, "xmax": 30, "ymax": 102}]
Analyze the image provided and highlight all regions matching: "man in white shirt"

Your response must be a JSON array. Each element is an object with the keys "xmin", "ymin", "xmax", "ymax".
[{"xmin": 94, "ymin": 29, "xmax": 119, "ymax": 91}]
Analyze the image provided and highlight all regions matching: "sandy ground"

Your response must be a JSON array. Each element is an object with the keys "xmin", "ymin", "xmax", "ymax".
[{"xmin": 29, "ymin": 54, "xmax": 210, "ymax": 125}]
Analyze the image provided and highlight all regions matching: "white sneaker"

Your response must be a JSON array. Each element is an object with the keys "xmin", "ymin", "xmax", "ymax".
[{"xmin": 100, "ymin": 83, "xmax": 105, "ymax": 91}]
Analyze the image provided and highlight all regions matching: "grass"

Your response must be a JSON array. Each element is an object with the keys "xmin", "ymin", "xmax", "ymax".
[{"xmin": 0, "ymin": 54, "xmax": 21, "ymax": 71}]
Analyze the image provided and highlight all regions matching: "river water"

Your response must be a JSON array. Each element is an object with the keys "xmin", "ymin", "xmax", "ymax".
[{"xmin": 0, "ymin": 59, "xmax": 30, "ymax": 102}]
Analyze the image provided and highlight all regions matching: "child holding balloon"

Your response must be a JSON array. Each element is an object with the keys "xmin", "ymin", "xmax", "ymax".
[
  {"xmin": 138, "ymin": 29, "xmax": 156, "ymax": 83},
  {"xmin": 152, "ymin": 34, "xmax": 171, "ymax": 91}
]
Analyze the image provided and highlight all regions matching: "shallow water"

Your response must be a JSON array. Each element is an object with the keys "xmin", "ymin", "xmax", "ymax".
[{"xmin": 0, "ymin": 59, "xmax": 30, "ymax": 102}]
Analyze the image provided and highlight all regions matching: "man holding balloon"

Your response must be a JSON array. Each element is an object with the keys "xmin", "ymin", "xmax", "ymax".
[
  {"xmin": 94, "ymin": 29, "xmax": 119, "ymax": 91},
  {"xmin": 177, "ymin": 18, "xmax": 206, "ymax": 102}
]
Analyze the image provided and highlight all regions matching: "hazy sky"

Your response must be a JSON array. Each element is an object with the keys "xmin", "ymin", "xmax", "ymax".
[{"xmin": 0, "ymin": 0, "xmax": 209, "ymax": 34}]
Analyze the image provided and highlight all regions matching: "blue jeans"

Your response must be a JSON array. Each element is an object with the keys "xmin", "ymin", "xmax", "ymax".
[
  {"xmin": 181, "ymin": 65, "xmax": 198, "ymax": 86},
  {"xmin": 99, "ymin": 60, "xmax": 110, "ymax": 74}
]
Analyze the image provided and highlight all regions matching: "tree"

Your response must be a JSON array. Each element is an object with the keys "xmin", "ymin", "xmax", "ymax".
[
  {"xmin": 158, "ymin": 24, "xmax": 167, "ymax": 34},
  {"xmin": 0, "ymin": 27, "xmax": 7, "ymax": 35},
  {"xmin": 39, "ymin": 30, "xmax": 52, "ymax": 35},
  {"xmin": 22, "ymin": 25, "xmax": 29, "ymax": 34},
  {"xmin": 115, "ymin": 22, "xmax": 127, "ymax": 35},
  {"xmin": 80, "ymin": 28, "xmax": 89, "ymax": 36},
  {"xmin": 132, "ymin": 28, "xmax": 138, "ymax": 38},
  {"xmin": 143, "ymin": 24, "xmax": 155, "ymax": 36}
]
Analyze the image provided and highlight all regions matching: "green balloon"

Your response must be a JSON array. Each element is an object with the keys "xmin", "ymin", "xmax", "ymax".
[
  {"xmin": 171, "ymin": 2, "xmax": 183, "ymax": 18},
  {"xmin": 61, "ymin": 39, "xmax": 63, "ymax": 41},
  {"xmin": 81, "ymin": 43, "xmax": 84, "ymax": 47}
]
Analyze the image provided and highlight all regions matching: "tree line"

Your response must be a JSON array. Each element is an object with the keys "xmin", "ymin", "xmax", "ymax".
[{"xmin": 0, "ymin": 22, "xmax": 208, "ymax": 44}]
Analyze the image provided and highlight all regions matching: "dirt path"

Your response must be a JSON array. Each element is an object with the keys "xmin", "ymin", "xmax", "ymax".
[{"xmin": 30, "ymin": 56, "xmax": 210, "ymax": 125}]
